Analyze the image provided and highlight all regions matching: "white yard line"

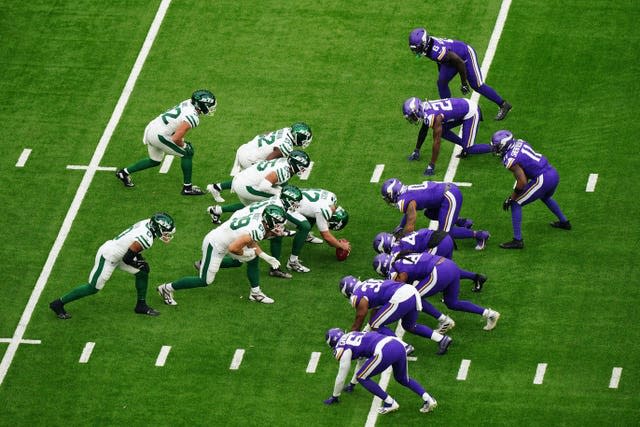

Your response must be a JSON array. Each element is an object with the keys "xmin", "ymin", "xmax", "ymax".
[
  {"xmin": 15, "ymin": 149, "xmax": 32, "ymax": 167},
  {"xmin": 533, "ymin": 363, "xmax": 548, "ymax": 385},
  {"xmin": 229, "ymin": 349, "xmax": 245, "ymax": 370},
  {"xmin": 585, "ymin": 173, "xmax": 598, "ymax": 192},
  {"xmin": 456, "ymin": 359, "xmax": 472, "ymax": 380},
  {"xmin": 306, "ymin": 352, "xmax": 322, "ymax": 373},
  {"xmin": 365, "ymin": 1, "xmax": 513, "ymax": 423},
  {"xmin": 370, "ymin": 164, "xmax": 385, "ymax": 183},
  {"xmin": 0, "ymin": 339, "xmax": 40, "ymax": 345},
  {"xmin": 0, "ymin": 0, "xmax": 172, "ymax": 387},
  {"xmin": 608, "ymin": 367, "xmax": 622, "ymax": 389},
  {"xmin": 66, "ymin": 165, "xmax": 117, "ymax": 171},
  {"xmin": 155, "ymin": 345, "xmax": 172, "ymax": 367},
  {"xmin": 78, "ymin": 342, "xmax": 96, "ymax": 364},
  {"xmin": 159, "ymin": 155, "xmax": 175, "ymax": 174}
]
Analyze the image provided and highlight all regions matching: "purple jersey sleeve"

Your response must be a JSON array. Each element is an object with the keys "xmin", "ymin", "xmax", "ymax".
[
  {"xmin": 334, "ymin": 331, "xmax": 386, "ymax": 360},
  {"xmin": 503, "ymin": 140, "xmax": 550, "ymax": 178},
  {"xmin": 391, "ymin": 229, "xmax": 435, "ymax": 256},
  {"xmin": 425, "ymin": 37, "xmax": 469, "ymax": 63},
  {"xmin": 396, "ymin": 182, "xmax": 447, "ymax": 212},
  {"xmin": 351, "ymin": 279, "xmax": 403, "ymax": 308}
]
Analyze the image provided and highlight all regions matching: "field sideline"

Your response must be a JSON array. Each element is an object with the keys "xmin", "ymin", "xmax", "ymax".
[{"xmin": 1, "ymin": 1, "xmax": 639, "ymax": 426}]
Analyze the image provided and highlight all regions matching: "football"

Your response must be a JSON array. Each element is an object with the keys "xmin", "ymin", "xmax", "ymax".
[{"xmin": 336, "ymin": 239, "xmax": 350, "ymax": 261}]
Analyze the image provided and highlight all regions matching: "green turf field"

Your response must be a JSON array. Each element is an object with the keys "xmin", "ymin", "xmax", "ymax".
[{"xmin": 1, "ymin": 0, "xmax": 639, "ymax": 425}]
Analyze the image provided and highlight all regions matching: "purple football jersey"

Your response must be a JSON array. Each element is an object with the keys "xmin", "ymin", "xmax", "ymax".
[
  {"xmin": 350, "ymin": 279, "xmax": 404, "ymax": 308},
  {"xmin": 503, "ymin": 139, "xmax": 550, "ymax": 178},
  {"xmin": 390, "ymin": 229, "xmax": 437, "ymax": 256},
  {"xmin": 395, "ymin": 181, "xmax": 450, "ymax": 212},
  {"xmin": 333, "ymin": 331, "xmax": 387, "ymax": 360},
  {"xmin": 420, "ymin": 98, "xmax": 472, "ymax": 127},
  {"xmin": 390, "ymin": 252, "xmax": 443, "ymax": 283},
  {"xmin": 425, "ymin": 37, "xmax": 469, "ymax": 63}
]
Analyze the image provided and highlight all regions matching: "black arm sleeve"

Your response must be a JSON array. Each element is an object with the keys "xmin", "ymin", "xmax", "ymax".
[
  {"xmin": 415, "ymin": 123, "xmax": 429, "ymax": 150},
  {"xmin": 123, "ymin": 248, "xmax": 138, "ymax": 266}
]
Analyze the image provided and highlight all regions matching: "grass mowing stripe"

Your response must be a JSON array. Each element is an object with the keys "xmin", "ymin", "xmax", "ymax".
[
  {"xmin": 533, "ymin": 363, "xmax": 548, "ymax": 385},
  {"xmin": 15, "ymin": 149, "xmax": 31, "ymax": 167},
  {"xmin": 0, "ymin": 0, "xmax": 172, "ymax": 387},
  {"xmin": 457, "ymin": 359, "xmax": 472, "ymax": 380},
  {"xmin": 608, "ymin": 367, "xmax": 622, "ymax": 389},
  {"xmin": 365, "ymin": 2, "xmax": 513, "ymax": 423},
  {"xmin": 155, "ymin": 345, "xmax": 172, "ymax": 367},
  {"xmin": 78, "ymin": 342, "xmax": 95, "ymax": 364},
  {"xmin": 306, "ymin": 352, "xmax": 321, "ymax": 373},
  {"xmin": 229, "ymin": 349, "xmax": 245, "ymax": 370},
  {"xmin": 586, "ymin": 173, "xmax": 598, "ymax": 192},
  {"xmin": 370, "ymin": 164, "xmax": 385, "ymax": 183}
]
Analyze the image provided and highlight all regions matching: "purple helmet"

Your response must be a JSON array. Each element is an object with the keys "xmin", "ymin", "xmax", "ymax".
[
  {"xmin": 402, "ymin": 97, "xmax": 424, "ymax": 124},
  {"xmin": 491, "ymin": 130, "xmax": 515, "ymax": 155},
  {"xmin": 381, "ymin": 178, "xmax": 404, "ymax": 204},
  {"xmin": 409, "ymin": 27, "xmax": 430, "ymax": 55},
  {"xmin": 373, "ymin": 232, "xmax": 395, "ymax": 254},
  {"xmin": 339, "ymin": 275, "xmax": 359, "ymax": 297},
  {"xmin": 325, "ymin": 328, "xmax": 345, "ymax": 348},
  {"xmin": 373, "ymin": 253, "xmax": 392, "ymax": 277}
]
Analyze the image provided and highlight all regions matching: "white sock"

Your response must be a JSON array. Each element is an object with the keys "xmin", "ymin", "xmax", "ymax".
[
  {"xmin": 166, "ymin": 283, "xmax": 174, "ymax": 292},
  {"xmin": 437, "ymin": 314, "xmax": 446, "ymax": 321},
  {"xmin": 384, "ymin": 396, "xmax": 394, "ymax": 404},
  {"xmin": 431, "ymin": 331, "xmax": 444, "ymax": 342},
  {"xmin": 482, "ymin": 308, "xmax": 489, "ymax": 317},
  {"xmin": 289, "ymin": 255, "xmax": 298, "ymax": 262}
]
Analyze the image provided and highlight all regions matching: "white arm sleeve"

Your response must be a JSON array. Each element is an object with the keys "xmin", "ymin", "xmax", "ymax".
[
  {"xmin": 349, "ymin": 358, "xmax": 365, "ymax": 385},
  {"xmin": 332, "ymin": 349, "xmax": 353, "ymax": 397}
]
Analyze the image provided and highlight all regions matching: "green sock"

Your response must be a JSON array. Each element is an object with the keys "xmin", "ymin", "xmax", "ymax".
[
  {"xmin": 246, "ymin": 258, "xmax": 260, "ymax": 287},
  {"xmin": 171, "ymin": 276, "xmax": 207, "ymax": 290},
  {"xmin": 270, "ymin": 237, "xmax": 283, "ymax": 260},
  {"xmin": 220, "ymin": 180, "xmax": 232, "ymax": 190},
  {"xmin": 126, "ymin": 157, "xmax": 161, "ymax": 174},
  {"xmin": 134, "ymin": 271, "xmax": 148, "ymax": 301},
  {"xmin": 60, "ymin": 283, "xmax": 98, "ymax": 304},
  {"xmin": 180, "ymin": 156, "xmax": 193, "ymax": 185},
  {"xmin": 288, "ymin": 216, "xmax": 312, "ymax": 256},
  {"xmin": 222, "ymin": 202, "xmax": 244, "ymax": 213}
]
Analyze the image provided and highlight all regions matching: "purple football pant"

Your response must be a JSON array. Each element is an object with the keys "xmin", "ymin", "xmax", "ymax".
[
  {"xmin": 369, "ymin": 288, "xmax": 433, "ymax": 339},
  {"xmin": 356, "ymin": 337, "xmax": 427, "ymax": 400}
]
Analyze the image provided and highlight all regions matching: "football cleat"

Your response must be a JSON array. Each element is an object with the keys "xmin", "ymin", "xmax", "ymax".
[
  {"xmin": 206, "ymin": 183, "xmax": 226, "ymax": 202},
  {"xmin": 49, "ymin": 299, "xmax": 71, "ymax": 320},
  {"xmin": 404, "ymin": 344, "xmax": 415, "ymax": 356},
  {"xmin": 495, "ymin": 101, "xmax": 512, "ymax": 121},
  {"xmin": 207, "ymin": 206, "xmax": 222, "ymax": 224},
  {"xmin": 343, "ymin": 383, "xmax": 356, "ymax": 393},
  {"xmin": 269, "ymin": 268, "xmax": 292, "ymax": 279},
  {"xmin": 550, "ymin": 220, "xmax": 572, "ymax": 230},
  {"xmin": 134, "ymin": 303, "xmax": 160, "ymax": 316},
  {"xmin": 420, "ymin": 397, "xmax": 438, "ymax": 413},
  {"xmin": 472, "ymin": 274, "xmax": 487, "ymax": 292},
  {"xmin": 484, "ymin": 309, "xmax": 501, "ymax": 331},
  {"xmin": 249, "ymin": 290, "xmax": 275, "ymax": 304},
  {"xmin": 499, "ymin": 238, "xmax": 524, "ymax": 249},
  {"xmin": 456, "ymin": 217, "xmax": 473, "ymax": 229},
  {"xmin": 436, "ymin": 335, "xmax": 452, "ymax": 355},
  {"xmin": 436, "ymin": 316, "xmax": 456, "ymax": 334},
  {"xmin": 377, "ymin": 400, "xmax": 400, "ymax": 415},
  {"xmin": 157, "ymin": 284, "xmax": 177, "ymax": 306},
  {"xmin": 305, "ymin": 233, "xmax": 323, "ymax": 244},
  {"xmin": 181, "ymin": 185, "xmax": 206, "ymax": 196},
  {"xmin": 286, "ymin": 259, "xmax": 311, "ymax": 273},
  {"xmin": 115, "ymin": 169, "xmax": 134, "ymax": 187},
  {"xmin": 475, "ymin": 231, "xmax": 490, "ymax": 250}
]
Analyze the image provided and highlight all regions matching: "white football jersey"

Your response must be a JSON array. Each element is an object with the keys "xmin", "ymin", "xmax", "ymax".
[
  {"xmin": 102, "ymin": 219, "xmax": 155, "ymax": 261},
  {"xmin": 231, "ymin": 197, "xmax": 287, "ymax": 220},
  {"xmin": 234, "ymin": 158, "xmax": 293, "ymax": 186},
  {"xmin": 145, "ymin": 99, "xmax": 200, "ymax": 137},
  {"xmin": 208, "ymin": 212, "xmax": 266, "ymax": 248},
  {"xmin": 298, "ymin": 188, "xmax": 337, "ymax": 232},
  {"xmin": 240, "ymin": 127, "xmax": 295, "ymax": 162}
]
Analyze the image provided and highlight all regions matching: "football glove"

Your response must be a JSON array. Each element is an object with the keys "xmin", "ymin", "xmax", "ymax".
[
  {"xmin": 392, "ymin": 225, "xmax": 405, "ymax": 239},
  {"xmin": 407, "ymin": 149, "xmax": 420, "ymax": 161},
  {"xmin": 423, "ymin": 163, "xmax": 436, "ymax": 176},
  {"xmin": 134, "ymin": 259, "xmax": 150, "ymax": 273},
  {"xmin": 461, "ymin": 83, "xmax": 471, "ymax": 95},
  {"xmin": 344, "ymin": 383, "xmax": 356, "ymax": 393},
  {"xmin": 502, "ymin": 196, "xmax": 512, "ymax": 211},
  {"xmin": 323, "ymin": 396, "xmax": 340, "ymax": 405}
]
